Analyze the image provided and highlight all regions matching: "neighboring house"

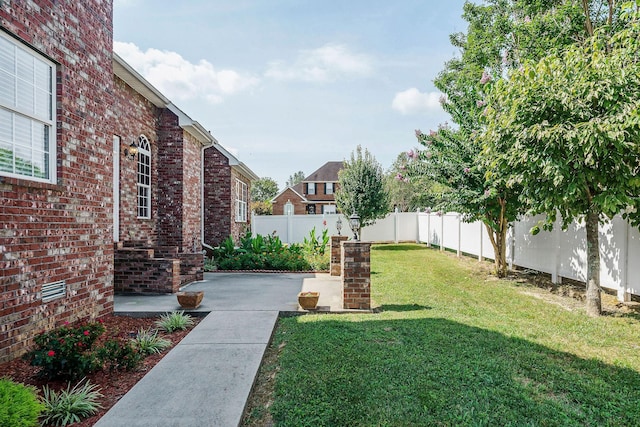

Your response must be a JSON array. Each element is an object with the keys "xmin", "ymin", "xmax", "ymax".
[
  {"xmin": 272, "ymin": 161, "xmax": 343, "ymax": 215},
  {"xmin": 203, "ymin": 143, "xmax": 259, "ymax": 247},
  {"xmin": 0, "ymin": 0, "xmax": 256, "ymax": 362}
]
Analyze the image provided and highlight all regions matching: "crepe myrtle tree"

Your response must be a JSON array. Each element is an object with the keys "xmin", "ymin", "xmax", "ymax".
[
  {"xmin": 481, "ymin": 8, "xmax": 640, "ymax": 316},
  {"xmin": 335, "ymin": 145, "xmax": 390, "ymax": 233},
  {"xmin": 404, "ymin": 125, "xmax": 522, "ymax": 278}
]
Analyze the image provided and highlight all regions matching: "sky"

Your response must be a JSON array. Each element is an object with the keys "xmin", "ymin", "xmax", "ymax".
[{"xmin": 113, "ymin": 0, "xmax": 469, "ymax": 189}]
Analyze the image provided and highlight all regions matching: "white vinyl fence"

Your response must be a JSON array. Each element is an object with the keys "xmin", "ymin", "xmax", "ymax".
[{"xmin": 252, "ymin": 211, "xmax": 640, "ymax": 300}]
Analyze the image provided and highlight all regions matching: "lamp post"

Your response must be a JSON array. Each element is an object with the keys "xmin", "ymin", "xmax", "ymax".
[
  {"xmin": 336, "ymin": 217, "xmax": 342, "ymax": 235},
  {"xmin": 349, "ymin": 212, "xmax": 361, "ymax": 241}
]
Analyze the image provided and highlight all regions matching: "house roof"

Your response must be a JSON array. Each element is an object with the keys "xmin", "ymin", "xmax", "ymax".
[
  {"xmin": 304, "ymin": 161, "xmax": 343, "ymax": 182},
  {"xmin": 271, "ymin": 182, "xmax": 306, "ymax": 203},
  {"xmin": 113, "ymin": 52, "xmax": 258, "ymax": 181}
]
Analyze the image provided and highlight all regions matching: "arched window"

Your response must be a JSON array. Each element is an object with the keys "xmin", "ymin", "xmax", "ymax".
[{"xmin": 136, "ymin": 135, "xmax": 151, "ymax": 219}]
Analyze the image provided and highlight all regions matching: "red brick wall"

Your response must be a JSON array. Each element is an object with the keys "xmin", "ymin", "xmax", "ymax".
[
  {"xmin": 181, "ymin": 132, "xmax": 203, "ymax": 253},
  {"xmin": 203, "ymin": 146, "xmax": 231, "ymax": 247},
  {"xmin": 272, "ymin": 189, "xmax": 305, "ymax": 215},
  {"xmin": 341, "ymin": 241, "xmax": 371, "ymax": 310},
  {"xmin": 112, "ymin": 75, "xmax": 159, "ymax": 244},
  {"xmin": 0, "ymin": 0, "xmax": 114, "ymax": 362}
]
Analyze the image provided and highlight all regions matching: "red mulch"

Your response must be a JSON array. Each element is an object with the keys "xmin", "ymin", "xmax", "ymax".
[{"xmin": 0, "ymin": 314, "xmax": 200, "ymax": 427}]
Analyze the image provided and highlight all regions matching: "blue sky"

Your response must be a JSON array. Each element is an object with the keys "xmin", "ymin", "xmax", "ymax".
[{"xmin": 113, "ymin": 0, "xmax": 468, "ymax": 189}]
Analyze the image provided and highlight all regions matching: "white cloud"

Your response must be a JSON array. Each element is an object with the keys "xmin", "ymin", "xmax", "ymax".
[
  {"xmin": 391, "ymin": 88, "xmax": 443, "ymax": 115},
  {"xmin": 114, "ymin": 41, "xmax": 259, "ymax": 104},
  {"xmin": 265, "ymin": 43, "xmax": 373, "ymax": 82}
]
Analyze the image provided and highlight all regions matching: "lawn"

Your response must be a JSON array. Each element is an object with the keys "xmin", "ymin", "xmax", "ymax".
[{"xmin": 246, "ymin": 244, "xmax": 640, "ymax": 426}]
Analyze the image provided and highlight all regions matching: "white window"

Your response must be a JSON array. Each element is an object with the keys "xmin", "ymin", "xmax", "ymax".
[
  {"xmin": 322, "ymin": 204, "xmax": 337, "ymax": 214},
  {"xmin": 325, "ymin": 182, "xmax": 334, "ymax": 194},
  {"xmin": 137, "ymin": 135, "xmax": 151, "ymax": 219},
  {"xmin": 0, "ymin": 32, "xmax": 56, "ymax": 183},
  {"xmin": 307, "ymin": 182, "xmax": 315, "ymax": 195},
  {"xmin": 235, "ymin": 179, "xmax": 248, "ymax": 222}
]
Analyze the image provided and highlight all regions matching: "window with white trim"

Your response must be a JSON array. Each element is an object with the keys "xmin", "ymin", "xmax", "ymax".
[
  {"xmin": 235, "ymin": 179, "xmax": 248, "ymax": 222},
  {"xmin": 136, "ymin": 135, "xmax": 151, "ymax": 219},
  {"xmin": 325, "ymin": 182, "xmax": 334, "ymax": 194},
  {"xmin": 0, "ymin": 32, "xmax": 56, "ymax": 183},
  {"xmin": 307, "ymin": 182, "xmax": 315, "ymax": 195}
]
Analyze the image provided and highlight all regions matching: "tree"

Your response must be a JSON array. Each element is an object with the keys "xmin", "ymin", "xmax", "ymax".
[
  {"xmin": 386, "ymin": 152, "xmax": 447, "ymax": 212},
  {"xmin": 286, "ymin": 171, "xmax": 305, "ymax": 188},
  {"xmin": 481, "ymin": 6, "xmax": 640, "ymax": 315},
  {"xmin": 251, "ymin": 177, "xmax": 279, "ymax": 202},
  {"xmin": 335, "ymin": 146, "xmax": 389, "ymax": 231}
]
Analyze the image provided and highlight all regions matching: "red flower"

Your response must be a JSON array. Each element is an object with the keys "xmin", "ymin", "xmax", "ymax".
[
  {"xmin": 83, "ymin": 330, "xmax": 90, "ymax": 336},
  {"xmin": 47, "ymin": 350, "xmax": 55, "ymax": 357}
]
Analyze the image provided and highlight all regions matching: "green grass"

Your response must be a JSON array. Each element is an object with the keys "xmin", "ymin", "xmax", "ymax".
[{"xmin": 261, "ymin": 244, "xmax": 640, "ymax": 426}]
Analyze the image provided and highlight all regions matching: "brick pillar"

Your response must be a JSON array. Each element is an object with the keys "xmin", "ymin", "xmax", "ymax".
[
  {"xmin": 341, "ymin": 241, "xmax": 371, "ymax": 310},
  {"xmin": 330, "ymin": 235, "xmax": 349, "ymax": 276}
]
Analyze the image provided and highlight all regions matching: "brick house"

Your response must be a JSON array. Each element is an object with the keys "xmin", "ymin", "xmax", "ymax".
[
  {"xmin": 203, "ymin": 143, "xmax": 258, "ymax": 247},
  {"xmin": 111, "ymin": 54, "xmax": 215, "ymax": 294},
  {"xmin": 0, "ymin": 0, "xmax": 256, "ymax": 361},
  {"xmin": 272, "ymin": 161, "xmax": 343, "ymax": 215}
]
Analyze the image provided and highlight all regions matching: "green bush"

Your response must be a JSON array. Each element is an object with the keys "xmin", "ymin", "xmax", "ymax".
[
  {"xmin": 0, "ymin": 378, "xmax": 43, "ymax": 427},
  {"xmin": 96, "ymin": 339, "xmax": 143, "ymax": 372},
  {"xmin": 155, "ymin": 311, "xmax": 195, "ymax": 333},
  {"xmin": 28, "ymin": 321, "xmax": 105, "ymax": 380},
  {"xmin": 41, "ymin": 379, "xmax": 102, "ymax": 426}
]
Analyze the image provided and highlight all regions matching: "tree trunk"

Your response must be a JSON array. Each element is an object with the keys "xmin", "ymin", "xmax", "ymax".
[
  {"xmin": 585, "ymin": 209, "xmax": 602, "ymax": 316},
  {"xmin": 485, "ymin": 222, "xmax": 508, "ymax": 278}
]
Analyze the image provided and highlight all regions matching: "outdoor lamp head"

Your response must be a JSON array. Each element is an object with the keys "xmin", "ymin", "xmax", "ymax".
[
  {"xmin": 336, "ymin": 217, "xmax": 342, "ymax": 235},
  {"xmin": 349, "ymin": 212, "xmax": 360, "ymax": 241},
  {"xmin": 124, "ymin": 141, "xmax": 138, "ymax": 160}
]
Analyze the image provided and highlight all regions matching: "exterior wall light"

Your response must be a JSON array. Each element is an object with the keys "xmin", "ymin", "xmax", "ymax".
[
  {"xmin": 124, "ymin": 141, "xmax": 139, "ymax": 160},
  {"xmin": 336, "ymin": 216, "xmax": 343, "ymax": 235},
  {"xmin": 349, "ymin": 212, "xmax": 360, "ymax": 241}
]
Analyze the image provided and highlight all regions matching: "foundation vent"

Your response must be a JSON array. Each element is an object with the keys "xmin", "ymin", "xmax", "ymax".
[{"xmin": 42, "ymin": 281, "xmax": 66, "ymax": 302}]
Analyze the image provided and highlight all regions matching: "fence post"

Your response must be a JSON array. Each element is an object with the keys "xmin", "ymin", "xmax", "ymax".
[
  {"xmin": 508, "ymin": 225, "xmax": 514, "ymax": 270},
  {"xmin": 416, "ymin": 209, "xmax": 420, "ymax": 243},
  {"xmin": 426, "ymin": 212, "xmax": 431, "ymax": 248},
  {"xmin": 478, "ymin": 221, "xmax": 484, "ymax": 262},
  {"xmin": 551, "ymin": 222, "xmax": 561, "ymax": 284},
  {"xmin": 440, "ymin": 213, "xmax": 444, "ymax": 251},
  {"xmin": 457, "ymin": 214, "xmax": 461, "ymax": 257},
  {"xmin": 618, "ymin": 221, "xmax": 631, "ymax": 302},
  {"xmin": 394, "ymin": 206, "xmax": 399, "ymax": 244},
  {"xmin": 286, "ymin": 214, "xmax": 293, "ymax": 245}
]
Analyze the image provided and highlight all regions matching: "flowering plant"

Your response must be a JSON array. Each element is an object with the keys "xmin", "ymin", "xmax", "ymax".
[{"xmin": 28, "ymin": 321, "xmax": 105, "ymax": 380}]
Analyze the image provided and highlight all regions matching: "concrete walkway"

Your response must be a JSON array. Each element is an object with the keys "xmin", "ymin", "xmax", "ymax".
[{"xmin": 95, "ymin": 272, "xmax": 346, "ymax": 427}]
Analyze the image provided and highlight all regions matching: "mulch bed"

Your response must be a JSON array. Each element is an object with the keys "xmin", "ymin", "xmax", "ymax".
[{"xmin": 0, "ymin": 314, "xmax": 200, "ymax": 427}]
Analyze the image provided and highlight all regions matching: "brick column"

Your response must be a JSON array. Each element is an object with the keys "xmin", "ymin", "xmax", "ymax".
[
  {"xmin": 330, "ymin": 235, "xmax": 349, "ymax": 276},
  {"xmin": 341, "ymin": 241, "xmax": 371, "ymax": 310}
]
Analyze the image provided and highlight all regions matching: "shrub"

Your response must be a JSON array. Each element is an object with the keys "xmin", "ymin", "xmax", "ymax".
[
  {"xmin": 305, "ymin": 251, "xmax": 330, "ymax": 271},
  {"xmin": 0, "ymin": 378, "xmax": 43, "ymax": 427},
  {"xmin": 28, "ymin": 321, "xmax": 105, "ymax": 380},
  {"xmin": 96, "ymin": 339, "xmax": 143, "ymax": 372},
  {"xmin": 155, "ymin": 311, "xmax": 195, "ymax": 333},
  {"xmin": 132, "ymin": 328, "xmax": 172, "ymax": 356},
  {"xmin": 41, "ymin": 379, "xmax": 102, "ymax": 427}
]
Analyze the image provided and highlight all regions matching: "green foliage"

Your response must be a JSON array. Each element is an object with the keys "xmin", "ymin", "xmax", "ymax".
[
  {"xmin": 28, "ymin": 321, "xmax": 105, "ymax": 380},
  {"xmin": 0, "ymin": 378, "xmax": 43, "ymax": 427},
  {"xmin": 335, "ymin": 145, "xmax": 389, "ymax": 228},
  {"xmin": 251, "ymin": 177, "xmax": 279, "ymax": 202},
  {"xmin": 286, "ymin": 171, "xmax": 305, "ymax": 187},
  {"xmin": 265, "ymin": 244, "xmax": 640, "ymax": 426},
  {"xmin": 210, "ymin": 231, "xmax": 326, "ymax": 271},
  {"xmin": 155, "ymin": 311, "xmax": 195, "ymax": 333},
  {"xmin": 302, "ymin": 227, "xmax": 330, "ymax": 256},
  {"xmin": 96, "ymin": 339, "xmax": 143, "ymax": 372},
  {"xmin": 385, "ymin": 153, "xmax": 445, "ymax": 212},
  {"xmin": 481, "ymin": 12, "xmax": 640, "ymax": 314},
  {"xmin": 41, "ymin": 379, "xmax": 103, "ymax": 427},
  {"xmin": 131, "ymin": 328, "xmax": 172, "ymax": 356},
  {"xmin": 252, "ymin": 200, "xmax": 273, "ymax": 215}
]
